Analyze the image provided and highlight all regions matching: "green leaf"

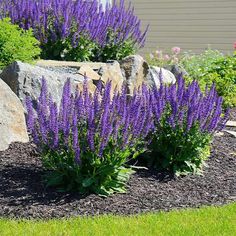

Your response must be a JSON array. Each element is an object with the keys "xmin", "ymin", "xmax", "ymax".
[
  {"xmin": 45, "ymin": 172, "xmax": 63, "ymax": 187},
  {"xmin": 82, "ymin": 177, "xmax": 95, "ymax": 188}
]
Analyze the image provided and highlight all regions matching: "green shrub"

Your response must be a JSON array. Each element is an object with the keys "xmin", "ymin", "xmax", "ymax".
[
  {"xmin": 94, "ymin": 31, "xmax": 136, "ymax": 62},
  {"xmin": 0, "ymin": 18, "xmax": 40, "ymax": 69},
  {"xmin": 40, "ymin": 36, "xmax": 98, "ymax": 62},
  {"xmin": 181, "ymin": 50, "xmax": 236, "ymax": 107},
  {"xmin": 147, "ymin": 47, "xmax": 236, "ymax": 107},
  {"xmin": 181, "ymin": 49, "xmax": 224, "ymax": 75},
  {"xmin": 148, "ymin": 121, "xmax": 211, "ymax": 175}
]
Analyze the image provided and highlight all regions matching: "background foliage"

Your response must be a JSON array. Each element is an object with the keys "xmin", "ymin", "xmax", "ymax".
[
  {"xmin": 181, "ymin": 50, "xmax": 236, "ymax": 107},
  {"xmin": 147, "ymin": 48, "xmax": 236, "ymax": 107},
  {"xmin": 0, "ymin": 18, "xmax": 40, "ymax": 69}
]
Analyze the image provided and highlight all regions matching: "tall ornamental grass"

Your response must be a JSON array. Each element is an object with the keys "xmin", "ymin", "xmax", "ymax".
[{"xmin": 0, "ymin": 0, "xmax": 148, "ymax": 61}]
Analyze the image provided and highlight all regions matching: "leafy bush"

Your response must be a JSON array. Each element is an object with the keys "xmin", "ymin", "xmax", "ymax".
[
  {"xmin": 0, "ymin": 18, "xmax": 40, "ymax": 69},
  {"xmin": 147, "ymin": 76, "xmax": 229, "ymax": 175},
  {"xmin": 148, "ymin": 47, "xmax": 236, "ymax": 107},
  {"xmin": 180, "ymin": 50, "xmax": 236, "ymax": 107},
  {"xmin": 26, "ymin": 79, "xmax": 151, "ymax": 196},
  {"xmin": 1, "ymin": 0, "xmax": 148, "ymax": 62},
  {"xmin": 40, "ymin": 35, "xmax": 98, "ymax": 62},
  {"xmin": 181, "ymin": 49, "xmax": 224, "ymax": 73},
  {"xmin": 94, "ymin": 30, "xmax": 136, "ymax": 62}
]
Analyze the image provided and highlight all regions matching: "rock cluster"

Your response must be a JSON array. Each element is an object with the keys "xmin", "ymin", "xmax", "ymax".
[{"xmin": 0, "ymin": 61, "xmax": 96, "ymax": 106}]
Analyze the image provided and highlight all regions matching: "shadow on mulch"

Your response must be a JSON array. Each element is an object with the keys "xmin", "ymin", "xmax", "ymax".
[
  {"xmin": 135, "ymin": 168, "xmax": 175, "ymax": 183},
  {"xmin": 0, "ymin": 109, "xmax": 235, "ymax": 219},
  {"xmin": 1, "ymin": 159, "xmax": 90, "ymax": 205}
]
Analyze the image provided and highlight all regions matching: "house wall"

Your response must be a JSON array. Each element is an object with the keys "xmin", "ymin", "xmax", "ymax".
[{"xmin": 124, "ymin": 0, "xmax": 236, "ymax": 55}]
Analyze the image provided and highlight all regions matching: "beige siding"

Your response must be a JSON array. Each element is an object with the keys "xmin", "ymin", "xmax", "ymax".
[{"xmin": 123, "ymin": 0, "xmax": 236, "ymax": 55}]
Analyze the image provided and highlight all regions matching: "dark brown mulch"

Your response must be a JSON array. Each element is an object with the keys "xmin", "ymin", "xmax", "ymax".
[{"xmin": 0, "ymin": 116, "xmax": 236, "ymax": 219}]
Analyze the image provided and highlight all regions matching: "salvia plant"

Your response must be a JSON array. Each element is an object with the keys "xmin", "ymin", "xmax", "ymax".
[
  {"xmin": 26, "ymin": 78, "xmax": 152, "ymax": 196},
  {"xmin": 147, "ymin": 75, "xmax": 229, "ymax": 175},
  {"xmin": 0, "ymin": 0, "xmax": 148, "ymax": 61},
  {"xmin": 26, "ymin": 75, "xmax": 229, "ymax": 195}
]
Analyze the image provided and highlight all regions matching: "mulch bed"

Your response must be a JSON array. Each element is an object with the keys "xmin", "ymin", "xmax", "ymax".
[{"xmin": 0, "ymin": 110, "xmax": 236, "ymax": 219}]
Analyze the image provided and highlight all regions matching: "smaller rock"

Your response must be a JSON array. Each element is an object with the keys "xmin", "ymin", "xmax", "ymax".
[
  {"xmin": 98, "ymin": 60, "xmax": 124, "ymax": 93},
  {"xmin": 149, "ymin": 66, "xmax": 176, "ymax": 88},
  {"xmin": 0, "ymin": 79, "xmax": 29, "ymax": 151},
  {"xmin": 214, "ymin": 132, "xmax": 224, "ymax": 137},
  {"xmin": 78, "ymin": 65, "xmax": 101, "ymax": 81},
  {"xmin": 120, "ymin": 55, "xmax": 151, "ymax": 95},
  {"xmin": 164, "ymin": 64, "xmax": 188, "ymax": 78},
  {"xmin": 120, "ymin": 55, "xmax": 177, "ymax": 94},
  {"xmin": 75, "ymin": 80, "xmax": 97, "ymax": 94}
]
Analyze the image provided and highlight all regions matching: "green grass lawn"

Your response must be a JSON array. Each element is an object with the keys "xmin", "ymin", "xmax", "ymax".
[{"xmin": 0, "ymin": 203, "xmax": 235, "ymax": 236}]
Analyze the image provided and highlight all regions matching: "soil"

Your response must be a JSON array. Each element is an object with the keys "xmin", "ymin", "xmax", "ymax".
[{"xmin": 0, "ymin": 109, "xmax": 235, "ymax": 219}]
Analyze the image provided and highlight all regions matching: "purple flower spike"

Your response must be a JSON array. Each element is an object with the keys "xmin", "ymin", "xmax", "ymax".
[{"xmin": 25, "ymin": 96, "xmax": 35, "ymax": 132}]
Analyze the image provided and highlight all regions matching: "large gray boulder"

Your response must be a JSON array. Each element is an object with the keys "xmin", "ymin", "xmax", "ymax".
[
  {"xmin": 0, "ymin": 61, "xmax": 96, "ymax": 106},
  {"xmin": 0, "ymin": 79, "xmax": 29, "ymax": 151}
]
